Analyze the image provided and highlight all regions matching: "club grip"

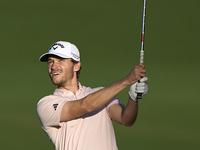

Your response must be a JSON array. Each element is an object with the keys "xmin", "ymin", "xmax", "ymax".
[
  {"xmin": 137, "ymin": 93, "xmax": 143, "ymax": 99},
  {"xmin": 136, "ymin": 80, "xmax": 143, "ymax": 99}
]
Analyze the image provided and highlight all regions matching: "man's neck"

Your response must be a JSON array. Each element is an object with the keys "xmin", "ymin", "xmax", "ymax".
[{"xmin": 58, "ymin": 81, "xmax": 79, "ymax": 94}]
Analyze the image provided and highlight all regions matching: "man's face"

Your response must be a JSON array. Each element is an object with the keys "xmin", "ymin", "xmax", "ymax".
[{"xmin": 47, "ymin": 55, "xmax": 76, "ymax": 88}]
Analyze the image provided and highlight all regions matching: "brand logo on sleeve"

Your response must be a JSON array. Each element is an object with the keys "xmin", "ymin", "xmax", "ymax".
[{"xmin": 53, "ymin": 104, "xmax": 59, "ymax": 110}]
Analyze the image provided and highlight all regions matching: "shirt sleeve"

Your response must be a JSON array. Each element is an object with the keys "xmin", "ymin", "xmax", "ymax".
[
  {"xmin": 105, "ymin": 97, "xmax": 124, "ymax": 117},
  {"xmin": 37, "ymin": 95, "xmax": 67, "ymax": 128}
]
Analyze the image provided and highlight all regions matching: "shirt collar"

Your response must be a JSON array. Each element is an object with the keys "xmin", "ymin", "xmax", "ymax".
[{"xmin": 53, "ymin": 82, "xmax": 83, "ymax": 97}]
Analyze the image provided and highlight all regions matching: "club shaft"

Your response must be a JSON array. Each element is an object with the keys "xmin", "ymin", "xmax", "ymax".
[{"xmin": 140, "ymin": 0, "xmax": 146, "ymax": 64}]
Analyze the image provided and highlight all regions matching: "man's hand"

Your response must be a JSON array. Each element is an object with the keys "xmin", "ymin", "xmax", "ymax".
[
  {"xmin": 124, "ymin": 63, "xmax": 146, "ymax": 86},
  {"xmin": 128, "ymin": 77, "xmax": 148, "ymax": 101}
]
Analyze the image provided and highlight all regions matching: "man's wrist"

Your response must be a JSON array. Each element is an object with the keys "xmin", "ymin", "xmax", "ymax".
[{"xmin": 129, "ymin": 95, "xmax": 138, "ymax": 102}]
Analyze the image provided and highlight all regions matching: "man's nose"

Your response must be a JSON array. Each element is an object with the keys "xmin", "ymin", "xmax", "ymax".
[{"xmin": 51, "ymin": 61, "xmax": 59, "ymax": 70}]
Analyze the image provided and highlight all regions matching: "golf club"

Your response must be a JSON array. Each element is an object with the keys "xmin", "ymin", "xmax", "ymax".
[{"xmin": 137, "ymin": 0, "xmax": 146, "ymax": 99}]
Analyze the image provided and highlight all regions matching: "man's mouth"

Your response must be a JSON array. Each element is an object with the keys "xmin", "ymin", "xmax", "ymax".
[
  {"xmin": 51, "ymin": 71, "xmax": 61, "ymax": 76},
  {"xmin": 53, "ymin": 72, "xmax": 60, "ymax": 75}
]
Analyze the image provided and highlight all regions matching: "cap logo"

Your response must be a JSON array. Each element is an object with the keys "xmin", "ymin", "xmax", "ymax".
[
  {"xmin": 53, "ymin": 46, "xmax": 58, "ymax": 50},
  {"xmin": 71, "ymin": 53, "xmax": 79, "ymax": 59},
  {"xmin": 49, "ymin": 43, "xmax": 65, "ymax": 50}
]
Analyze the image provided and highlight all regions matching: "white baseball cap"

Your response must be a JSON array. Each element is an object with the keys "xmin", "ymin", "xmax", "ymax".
[{"xmin": 39, "ymin": 41, "xmax": 80, "ymax": 62}]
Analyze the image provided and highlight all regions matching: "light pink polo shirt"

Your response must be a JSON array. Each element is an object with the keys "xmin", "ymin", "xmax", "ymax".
[{"xmin": 37, "ymin": 83, "xmax": 123, "ymax": 150}]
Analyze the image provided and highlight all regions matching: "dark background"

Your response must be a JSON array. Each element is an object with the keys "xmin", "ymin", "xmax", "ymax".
[{"xmin": 1, "ymin": 0, "xmax": 199, "ymax": 149}]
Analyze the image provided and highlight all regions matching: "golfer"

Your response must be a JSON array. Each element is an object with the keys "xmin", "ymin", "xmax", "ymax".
[{"xmin": 37, "ymin": 41, "xmax": 148, "ymax": 150}]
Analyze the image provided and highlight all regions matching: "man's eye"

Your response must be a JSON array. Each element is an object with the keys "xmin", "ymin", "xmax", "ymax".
[{"xmin": 48, "ymin": 60, "xmax": 53, "ymax": 64}]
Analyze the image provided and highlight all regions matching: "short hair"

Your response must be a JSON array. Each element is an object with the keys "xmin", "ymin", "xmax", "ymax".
[{"xmin": 71, "ymin": 59, "xmax": 81, "ymax": 79}]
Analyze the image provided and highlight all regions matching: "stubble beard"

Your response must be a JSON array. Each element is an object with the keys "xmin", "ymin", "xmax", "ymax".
[{"xmin": 49, "ymin": 71, "xmax": 74, "ymax": 88}]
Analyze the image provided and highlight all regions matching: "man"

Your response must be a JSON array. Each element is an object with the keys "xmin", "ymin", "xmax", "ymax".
[{"xmin": 37, "ymin": 41, "xmax": 148, "ymax": 150}]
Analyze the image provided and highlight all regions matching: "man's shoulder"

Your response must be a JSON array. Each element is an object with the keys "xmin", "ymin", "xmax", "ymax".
[
  {"xmin": 82, "ymin": 85, "xmax": 104, "ymax": 94},
  {"xmin": 37, "ymin": 94, "xmax": 64, "ymax": 105}
]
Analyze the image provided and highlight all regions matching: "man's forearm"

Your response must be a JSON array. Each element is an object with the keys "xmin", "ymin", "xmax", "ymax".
[
  {"xmin": 121, "ymin": 97, "xmax": 138, "ymax": 127},
  {"xmin": 84, "ymin": 63, "xmax": 145, "ymax": 113},
  {"xmin": 84, "ymin": 77, "xmax": 129, "ymax": 112}
]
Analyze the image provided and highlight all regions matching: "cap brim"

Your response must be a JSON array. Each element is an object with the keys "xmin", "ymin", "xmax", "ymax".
[{"xmin": 39, "ymin": 52, "xmax": 71, "ymax": 62}]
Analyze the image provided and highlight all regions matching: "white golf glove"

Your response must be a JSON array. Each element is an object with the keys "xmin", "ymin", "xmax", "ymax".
[{"xmin": 128, "ymin": 77, "xmax": 148, "ymax": 101}]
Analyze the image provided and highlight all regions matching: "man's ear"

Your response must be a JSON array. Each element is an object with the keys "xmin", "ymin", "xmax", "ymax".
[{"xmin": 74, "ymin": 61, "xmax": 81, "ymax": 72}]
